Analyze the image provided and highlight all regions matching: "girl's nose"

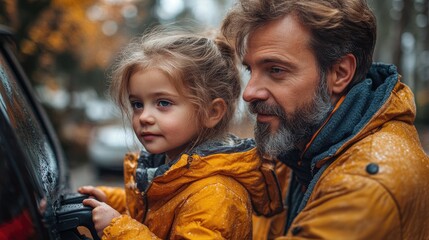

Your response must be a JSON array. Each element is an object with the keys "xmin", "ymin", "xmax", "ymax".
[{"xmin": 138, "ymin": 109, "xmax": 155, "ymax": 125}]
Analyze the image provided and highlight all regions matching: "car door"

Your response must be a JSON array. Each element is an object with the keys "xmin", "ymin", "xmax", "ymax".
[{"xmin": 0, "ymin": 25, "xmax": 98, "ymax": 240}]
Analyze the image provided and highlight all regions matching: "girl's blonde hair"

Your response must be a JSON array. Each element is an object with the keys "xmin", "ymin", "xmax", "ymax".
[{"xmin": 109, "ymin": 26, "xmax": 241, "ymax": 146}]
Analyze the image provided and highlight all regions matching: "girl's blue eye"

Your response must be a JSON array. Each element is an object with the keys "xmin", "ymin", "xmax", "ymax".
[
  {"xmin": 131, "ymin": 101, "xmax": 143, "ymax": 109},
  {"xmin": 158, "ymin": 100, "xmax": 171, "ymax": 107}
]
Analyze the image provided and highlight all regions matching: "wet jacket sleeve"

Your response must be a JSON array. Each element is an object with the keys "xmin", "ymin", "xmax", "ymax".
[
  {"xmin": 96, "ymin": 186, "xmax": 127, "ymax": 214},
  {"xmin": 101, "ymin": 176, "xmax": 252, "ymax": 239},
  {"xmin": 102, "ymin": 215, "xmax": 160, "ymax": 240},
  {"xmin": 280, "ymin": 175, "xmax": 401, "ymax": 240},
  {"xmin": 169, "ymin": 179, "xmax": 252, "ymax": 239}
]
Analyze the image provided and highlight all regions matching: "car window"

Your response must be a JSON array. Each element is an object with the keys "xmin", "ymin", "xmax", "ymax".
[{"xmin": 0, "ymin": 48, "xmax": 59, "ymax": 200}]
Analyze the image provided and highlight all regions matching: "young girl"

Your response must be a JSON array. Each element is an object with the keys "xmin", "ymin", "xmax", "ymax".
[{"xmin": 78, "ymin": 27, "xmax": 282, "ymax": 239}]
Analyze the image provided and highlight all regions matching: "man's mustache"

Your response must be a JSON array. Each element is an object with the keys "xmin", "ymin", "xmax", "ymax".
[{"xmin": 248, "ymin": 101, "xmax": 286, "ymax": 119}]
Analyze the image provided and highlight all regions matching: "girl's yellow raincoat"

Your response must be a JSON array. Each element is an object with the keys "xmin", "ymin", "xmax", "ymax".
[{"xmin": 97, "ymin": 135, "xmax": 283, "ymax": 239}]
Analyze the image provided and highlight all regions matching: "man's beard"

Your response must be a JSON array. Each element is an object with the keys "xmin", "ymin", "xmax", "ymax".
[{"xmin": 249, "ymin": 75, "xmax": 332, "ymax": 159}]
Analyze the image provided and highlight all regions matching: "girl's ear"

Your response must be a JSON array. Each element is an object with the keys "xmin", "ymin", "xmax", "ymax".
[
  {"xmin": 204, "ymin": 98, "xmax": 227, "ymax": 128},
  {"xmin": 328, "ymin": 53, "xmax": 356, "ymax": 102}
]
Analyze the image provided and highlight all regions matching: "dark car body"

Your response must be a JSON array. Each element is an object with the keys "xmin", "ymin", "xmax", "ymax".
[{"xmin": 0, "ymin": 25, "xmax": 99, "ymax": 240}]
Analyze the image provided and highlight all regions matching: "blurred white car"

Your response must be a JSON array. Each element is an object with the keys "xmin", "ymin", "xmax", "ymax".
[{"xmin": 88, "ymin": 123, "xmax": 141, "ymax": 173}]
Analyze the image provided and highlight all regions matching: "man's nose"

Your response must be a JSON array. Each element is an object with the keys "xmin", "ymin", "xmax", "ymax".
[{"xmin": 242, "ymin": 74, "xmax": 270, "ymax": 103}]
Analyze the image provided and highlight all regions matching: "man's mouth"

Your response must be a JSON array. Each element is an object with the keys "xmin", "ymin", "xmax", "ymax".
[{"xmin": 256, "ymin": 113, "xmax": 277, "ymax": 123}]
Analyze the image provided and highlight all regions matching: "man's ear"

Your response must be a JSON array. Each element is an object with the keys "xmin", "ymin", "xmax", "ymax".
[
  {"xmin": 329, "ymin": 53, "xmax": 356, "ymax": 97},
  {"xmin": 204, "ymin": 98, "xmax": 227, "ymax": 128}
]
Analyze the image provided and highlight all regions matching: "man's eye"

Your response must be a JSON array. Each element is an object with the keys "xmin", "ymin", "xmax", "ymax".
[
  {"xmin": 270, "ymin": 67, "xmax": 284, "ymax": 74},
  {"xmin": 131, "ymin": 101, "xmax": 143, "ymax": 109},
  {"xmin": 158, "ymin": 100, "xmax": 172, "ymax": 107}
]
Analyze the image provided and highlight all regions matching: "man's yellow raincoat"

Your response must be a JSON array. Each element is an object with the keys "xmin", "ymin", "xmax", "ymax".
[
  {"xmin": 96, "ymin": 135, "xmax": 282, "ymax": 239},
  {"xmin": 252, "ymin": 63, "xmax": 429, "ymax": 239}
]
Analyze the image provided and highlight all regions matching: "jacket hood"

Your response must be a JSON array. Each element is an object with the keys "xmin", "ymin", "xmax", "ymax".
[
  {"xmin": 279, "ymin": 63, "xmax": 416, "ymax": 186},
  {"xmin": 135, "ymin": 134, "xmax": 280, "ymax": 216}
]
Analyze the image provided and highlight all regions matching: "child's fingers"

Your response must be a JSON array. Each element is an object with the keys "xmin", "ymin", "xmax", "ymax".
[
  {"xmin": 78, "ymin": 185, "xmax": 95, "ymax": 194},
  {"xmin": 83, "ymin": 198, "xmax": 102, "ymax": 208},
  {"xmin": 78, "ymin": 186, "xmax": 106, "ymax": 202}
]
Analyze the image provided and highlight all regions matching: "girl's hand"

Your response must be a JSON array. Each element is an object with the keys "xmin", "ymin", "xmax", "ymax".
[
  {"xmin": 78, "ymin": 185, "xmax": 107, "ymax": 202},
  {"xmin": 83, "ymin": 198, "xmax": 121, "ymax": 238}
]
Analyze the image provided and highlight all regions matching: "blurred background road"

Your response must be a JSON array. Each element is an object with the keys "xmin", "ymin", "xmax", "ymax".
[{"xmin": 1, "ymin": 0, "xmax": 429, "ymax": 188}]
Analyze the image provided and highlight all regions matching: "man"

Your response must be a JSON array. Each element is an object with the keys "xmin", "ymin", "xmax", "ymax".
[{"xmin": 222, "ymin": 0, "xmax": 429, "ymax": 239}]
